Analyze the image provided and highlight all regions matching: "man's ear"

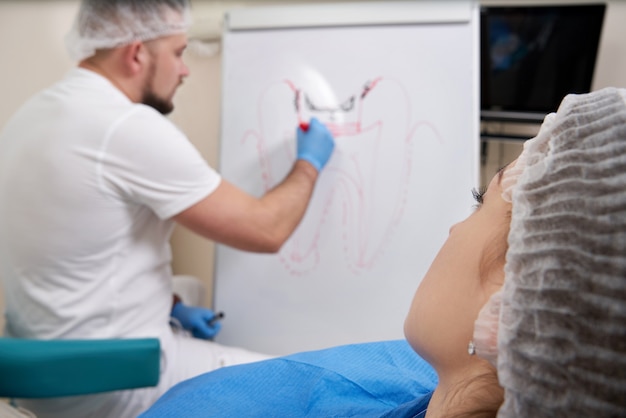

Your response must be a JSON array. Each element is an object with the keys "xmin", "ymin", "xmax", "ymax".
[{"xmin": 121, "ymin": 41, "xmax": 148, "ymax": 76}]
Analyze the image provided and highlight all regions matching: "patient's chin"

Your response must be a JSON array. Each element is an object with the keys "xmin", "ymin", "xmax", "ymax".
[{"xmin": 403, "ymin": 316, "xmax": 426, "ymax": 358}]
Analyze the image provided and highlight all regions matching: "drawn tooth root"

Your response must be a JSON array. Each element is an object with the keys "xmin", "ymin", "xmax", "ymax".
[{"xmin": 246, "ymin": 77, "xmax": 441, "ymax": 275}]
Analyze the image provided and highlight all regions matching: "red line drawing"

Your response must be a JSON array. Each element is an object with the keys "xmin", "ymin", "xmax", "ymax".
[{"xmin": 240, "ymin": 77, "xmax": 443, "ymax": 276}]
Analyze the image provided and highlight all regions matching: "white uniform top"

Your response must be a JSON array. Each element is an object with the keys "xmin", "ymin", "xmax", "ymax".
[
  {"xmin": 0, "ymin": 69, "xmax": 272, "ymax": 418},
  {"xmin": 0, "ymin": 68, "xmax": 221, "ymax": 341}
]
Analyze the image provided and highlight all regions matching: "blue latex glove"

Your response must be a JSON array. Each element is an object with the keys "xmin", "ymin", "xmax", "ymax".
[
  {"xmin": 171, "ymin": 302, "xmax": 222, "ymax": 340},
  {"xmin": 297, "ymin": 117, "xmax": 335, "ymax": 172}
]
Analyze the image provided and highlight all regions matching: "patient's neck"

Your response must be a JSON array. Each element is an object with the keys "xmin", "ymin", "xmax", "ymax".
[{"xmin": 425, "ymin": 361, "xmax": 502, "ymax": 418}]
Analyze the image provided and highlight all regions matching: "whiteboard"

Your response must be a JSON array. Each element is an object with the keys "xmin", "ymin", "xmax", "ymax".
[{"xmin": 214, "ymin": 1, "xmax": 480, "ymax": 355}]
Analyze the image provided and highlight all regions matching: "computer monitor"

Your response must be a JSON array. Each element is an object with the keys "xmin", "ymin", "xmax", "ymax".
[{"xmin": 480, "ymin": 4, "xmax": 606, "ymax": 122}]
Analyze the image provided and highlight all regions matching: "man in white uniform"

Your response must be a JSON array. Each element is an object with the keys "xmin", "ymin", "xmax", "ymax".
[{"xmin": 0, "ymin": 0, "xmax": 335, "ymax": 417}]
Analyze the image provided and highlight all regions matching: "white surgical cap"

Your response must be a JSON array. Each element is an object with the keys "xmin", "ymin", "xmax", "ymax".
[
  {"xmin": 486, "ymin": 87, "xmax": 626, "ymax": 416},
  {"xmin": 471, "ymin": 111, "xmax": 559, "ymax": 365},
  {"xmin": 65, "ymin": 0, "xmax": 192, "ymax": 62}
]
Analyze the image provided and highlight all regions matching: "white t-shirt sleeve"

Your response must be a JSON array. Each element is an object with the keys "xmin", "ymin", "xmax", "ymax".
[{"xmin": 98, "ymin": 106, "xmax": 221, "ymax": 219}]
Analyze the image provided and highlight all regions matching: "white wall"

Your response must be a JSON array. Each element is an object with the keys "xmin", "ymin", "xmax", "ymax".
[{"xmin": 0, "ymin": 1, "xmax": 625, "ymax": 329}]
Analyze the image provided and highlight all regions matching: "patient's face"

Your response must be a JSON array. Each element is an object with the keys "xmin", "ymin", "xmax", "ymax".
[{"xmin": 404, "ymin": 167, "xmax": 511, "ymax": 376}]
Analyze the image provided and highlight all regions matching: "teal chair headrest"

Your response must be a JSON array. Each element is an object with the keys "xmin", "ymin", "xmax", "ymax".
[{"xmin": 0, "ymin": 337, "xmax": 160, "ymax": 398}]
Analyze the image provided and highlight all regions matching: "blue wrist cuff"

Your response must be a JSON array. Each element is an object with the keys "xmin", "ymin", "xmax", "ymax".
[{"xmin": 297, "ymin": 155, "xmax": 322, "ymax": 172}]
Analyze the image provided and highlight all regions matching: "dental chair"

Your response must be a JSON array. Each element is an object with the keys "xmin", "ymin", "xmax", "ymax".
[
  {"xmin": 0, "ymin": 275, "xmax": 203, "ymax": 399},
  {"xmin": 0, "ymin": 337, "xmax": 160, "ymax": 409},
  {"xmin": 0, "ymin": 275, "xmax": 199, "ymax": 414}
]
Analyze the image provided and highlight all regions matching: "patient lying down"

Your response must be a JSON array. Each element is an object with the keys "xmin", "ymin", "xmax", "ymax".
[{"xmin": 140, "ymin": 88, "xmax": 626, "ymax": 418}]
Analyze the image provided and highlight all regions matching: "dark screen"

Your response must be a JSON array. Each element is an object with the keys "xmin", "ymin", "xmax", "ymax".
[{"xmin": 480, "ymin": 4, "xmax": 606, "ymax": 115}]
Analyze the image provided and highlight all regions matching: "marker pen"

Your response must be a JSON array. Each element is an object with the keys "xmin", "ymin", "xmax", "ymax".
[{"xmin": 208, "ymin": 311, "xmax": 224, "ymax": 326}]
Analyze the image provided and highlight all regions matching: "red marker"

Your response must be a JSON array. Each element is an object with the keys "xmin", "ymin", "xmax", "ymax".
[{"xmin": 299, "ymin": 122, "xmax": 309, "ymax": 132}]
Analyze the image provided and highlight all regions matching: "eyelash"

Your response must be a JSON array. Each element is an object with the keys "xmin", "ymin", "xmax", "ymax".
[{"xmin": 471, "ymin": 187, "xmax": 486, "ymax": 207}]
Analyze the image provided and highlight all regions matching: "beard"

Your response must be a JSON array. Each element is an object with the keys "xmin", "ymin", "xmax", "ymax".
[
  {"xmin": 142, "ymin": 89, "xmax": 174, "ymax": 115},
  {"xmin": 141, "ymin": 62, "xmax": 175, "ymax": 115}
]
